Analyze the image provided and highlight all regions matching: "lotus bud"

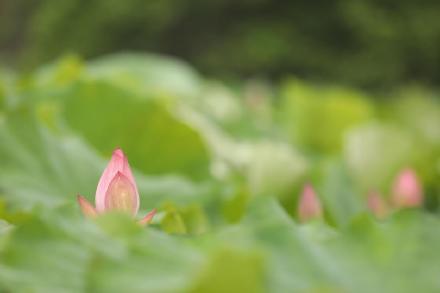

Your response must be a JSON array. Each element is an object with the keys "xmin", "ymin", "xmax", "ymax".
[
  {"xmin": 77, "ymin": 148, "xmax": 155, "ymax": 226},
  {"xmin": 298, "ymin": 184, "xmax": 323, "ymax": 222},
  {"xmin": 392, "ymin": 168, "xmax": 423, "ymax": 208}
]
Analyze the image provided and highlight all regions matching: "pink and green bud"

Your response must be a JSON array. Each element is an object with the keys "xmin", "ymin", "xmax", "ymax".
[
  {"xmin": 104, "ymin": 171, "xmax": 138, "ymax": 214},
  {"xmin": 391, "ymin": 168, "xmax": 423, "ymax": 208},
  {"xmin": 77, "ymin": 148, "xmax": 156, "ymax": 226},
  {"xmin": 95, "ymin": 148, "xmax": 139, "ymax": 214},
  {"xmin": 298, "ymin": 184, "xmax": 323, "ymax": 223},
  {"xmin": 367, "ymin": 191, "xmax": 388, "ymax": 219}
]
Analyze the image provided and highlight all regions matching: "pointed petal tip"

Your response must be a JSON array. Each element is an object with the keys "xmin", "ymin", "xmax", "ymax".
[
  {"xmin": 301, "ymin": 183, "xmax": 319, "ymax": 204},
  {"xmin": 77, "ymin": 194, "xmax": 88, "ymax": 205},
  {"xmin": 113, "ymin": 147, "xmax": 124, "ymax": 157},
  {"xmin": 77, "ymin": 194, "xmax": 98, "ymax": 218},
  {"xmin": 138, "ymin": 209, "xmax": 157, "ymax": 226}
]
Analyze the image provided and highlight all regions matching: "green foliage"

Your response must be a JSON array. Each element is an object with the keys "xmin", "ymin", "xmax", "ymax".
[
  {"xmin": 63, "ymin": 81, "xmax": 209, "ymax": 179},
  {"xmin": 2, "ymin": 0, "xmax": 440, "ymax": 87},
  {"xmin": 280, "ymin": 79, "xmax": 374, "ymax": 153},
  {"xmin": 345, "ymin": 122, "xmax": 415, "ymax": 190},
  {"xmin": 189, "ymin": 248, "xmax": 265, "ymax": 293},
  {"xmin": 0, "ymin": 54, "xmax": 439, "ymax": 292}
]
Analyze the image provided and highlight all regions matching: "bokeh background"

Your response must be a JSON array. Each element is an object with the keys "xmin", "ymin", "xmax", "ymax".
[
  {"xmin": 2, "ymin": 0, "xmax": 440, "ymax": 88},
  {"xmin": 0, "ymin": 1, "xmax": 439, "ymax": 292}
]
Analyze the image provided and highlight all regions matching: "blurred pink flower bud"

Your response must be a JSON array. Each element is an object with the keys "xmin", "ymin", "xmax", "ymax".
[
  {"xmin": 391, "ymin": 168, "xmax": 423, "ymax": 208},
  {"xmin": 77, "ymin": 148, "xmax": 156, "ymax": 226},
  {"xmin": 298, "ymin": 184, "xmax": 323, "ymax": 222},
  {"xmin": 367, "ymin": 191, "xmax": 388, "ymax": 219}
]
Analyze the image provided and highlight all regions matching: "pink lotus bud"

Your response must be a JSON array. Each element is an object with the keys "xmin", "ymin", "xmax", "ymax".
[
  {"xmin": 96, "ymin": 148, "xmax": 139, "ymax": 214},
  {"xmin": 298, "ymin": 184, "xmax": 323, "ymax": 222},
  {"xmin": 392, "ymin": 168, "xmax": 423, "ymax": 208},
  {"xmin": 77, "ymin": 148, "xmax": 155, "ymax": 226},
  {"xmin": 367, "ymin": 191, "xmax": 388, "ymax": 219}
]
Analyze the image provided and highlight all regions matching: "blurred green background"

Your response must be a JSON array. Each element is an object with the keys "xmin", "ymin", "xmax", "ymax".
[
  {"xmin": 2, "ymin": 0, "xmax": 440, "ymax": 88},
  {"xmin": 0, "ymin": 1, "xmax": 439, "ymax": 292}
]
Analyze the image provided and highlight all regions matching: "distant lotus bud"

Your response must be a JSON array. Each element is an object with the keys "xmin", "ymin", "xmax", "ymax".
[
  {"xmin": 298, "ymin": 184, "xmax": 323, "ymax": 222},
  {"xmin": 392, "ymin": 168, "xmax": 423, "ymax": 208},
  {"xmin": 367, "ymin": 191, "xmax": 388, "ymax": 219},
  {"xmin": 77, "ymin": 148, "xmax": 155, "ymax": 226}
]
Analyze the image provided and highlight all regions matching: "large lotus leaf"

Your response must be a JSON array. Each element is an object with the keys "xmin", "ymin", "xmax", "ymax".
[
  {"xmin": 387, "ymin": 92, "xmax": 440, "ymax": 191},
  {"xmin": 189, "ymin": 248, "xmax": 265, "ymax": 293},
  {"xmin": 239, "ymin": 197, "xmax": 440, "ymax": 292},
  {"xmin": 178, "ymin": 107, "xmax": 308, "ymax": 197},
  {"xmin": 60, "ymin": 79, "xmax": 210, "ymax": 180},
  {"xmin": 13, "ymin": 55, "xmax": 210, "ymax": 181},
  {"xmin": 0, "ymin": 105, "xmax": 210, "ymax": 211},
  {"xmin": 280, "ymin": 79, "xmax": 374, "ymax": 153},
  {"xmin": 32, "ymin": 55, "xmax": 84, "ymax": 89},
  {"xmin": 344, "ymin": 122, "xmax": 415, "ymax": 190},
  {"xmin": 1, "ymin": 190, "xmax": 440, "ymax": 292},
  {"xmin": 390, "ymin": 88, "xmax": 440, "ymax": 146},
  {"xmin": 246, "ymin": 140, "xmax": 308, "ymax": 197},
  {"xmin": 0, "ymin": 210, "xmax": 203, "ymax": 293},
  {"xmin": 86, "ymin": 53, "xmax": 202, "ymax": 99},
  {"xmin": 316, "ymin": 159, "xmax": 364, "ymax": 227}
]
